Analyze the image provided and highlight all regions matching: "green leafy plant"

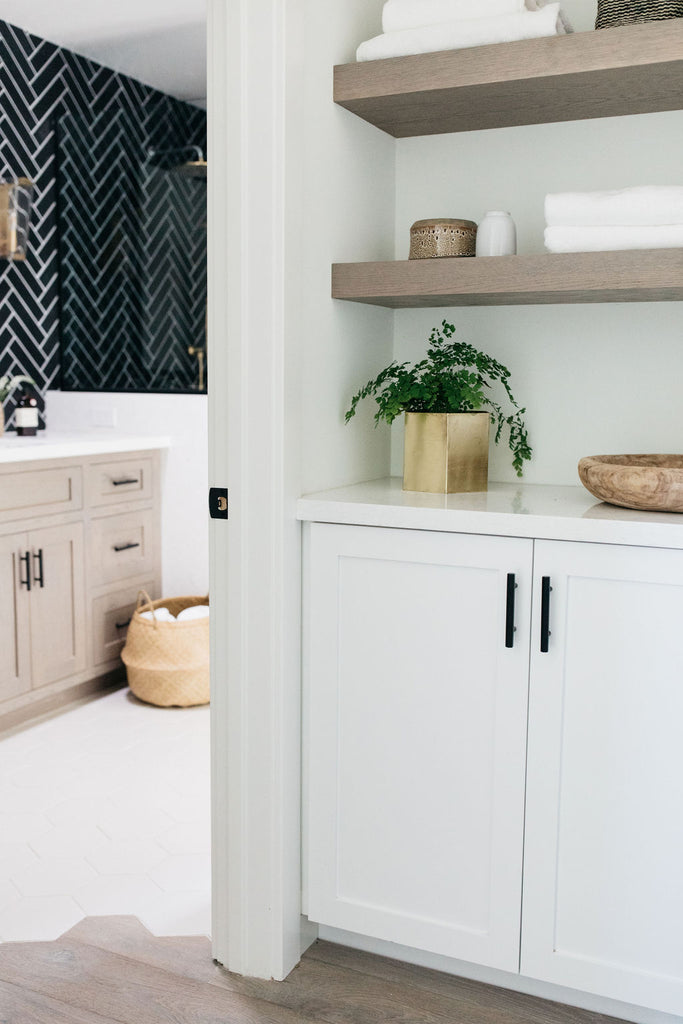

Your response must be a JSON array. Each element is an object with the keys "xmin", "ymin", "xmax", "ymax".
[
  {"xmin": 345, "ymin": 321, "xmax": 532, "ymax": 476},
  {"xmin": 0, "ymin": 374, "xmax": 36, "ymax": 402}
]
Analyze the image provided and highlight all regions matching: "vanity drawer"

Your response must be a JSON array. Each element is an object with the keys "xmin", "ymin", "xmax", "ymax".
[
  {"xmin": 87, "ymin": 457, "xmax": 153, "ymax": 507},
  {"xmin": 0, "ymin": 465, "xmax": 83, "ymax": 523},
  {"xmin": 89, "ymin": 510, "xmax": 156, "ymax": 585},
  {"xmin": 91, "ymin": 578, "xmax": 158, "ymax": 668}
]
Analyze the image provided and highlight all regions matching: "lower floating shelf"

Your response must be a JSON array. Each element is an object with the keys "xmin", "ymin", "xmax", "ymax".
[{"xmin": 332, "ymin": 249, "xmax": 683, "ymax": 307}]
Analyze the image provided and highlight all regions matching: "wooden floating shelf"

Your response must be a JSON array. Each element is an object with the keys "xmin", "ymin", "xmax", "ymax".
[
  {"xmin": 332, "ymin": 250, "xmax": 683, "ymax": 307},
  {"xmin": 334, "ymin": 21, "xmax": 683, "ymax": 136}
]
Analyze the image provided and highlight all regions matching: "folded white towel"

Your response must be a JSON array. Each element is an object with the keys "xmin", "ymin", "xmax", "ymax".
[
  {"xmin": 357, "ymin": 4, "xmax": 561, "ymax": 61},
  {"xmin": 545, "ymin": 187, "xmax": 683, "ymax": 228},
  {"xmin": 382, "ymin": 0, "xmax": 524, "ymax": 34},
  {"xmin": 525, "ymin": 0, "xmax": 572, "ymax": 33},
  {"xmin": 544, "ymin": 224, "xmax": 683, "ymax": 253}
]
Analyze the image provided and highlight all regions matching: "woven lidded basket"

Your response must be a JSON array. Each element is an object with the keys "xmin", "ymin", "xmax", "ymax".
[
  {"xmin": 595, "ymin": 0, "xmax": 683, "ymax": 27},
  {"xmin": 121, "ymin": 591, "xmax": 210, "ymax": 707},
  {"xmin": 409, "ymin": 219, "xmax": 477, "ymax": 259}
]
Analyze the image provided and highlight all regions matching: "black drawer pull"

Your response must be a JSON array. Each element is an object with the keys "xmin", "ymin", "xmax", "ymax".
[
  {"xmin": 19, "ymin": 551, "xmax": 31, "ymax": 591},
  {"xmin": 505, "ymin": 573, "xmax": 517, "ymax": 649},
  {"xmin": 115, "ymin": 617, "xmax": 132, "ymax": 630},
  {"xmin": 33, "ymin": 548, "xmax": 45, "ymax": 589},
  {"xmin": 112, "ymin": 478, "xmax": 140, "ymax": 487},
  {"xmin": 113, "ymin": 542, "xmax": 141, "ymax": 553},
  {"xmin": 540, "ymin": 576, "xmax": 552, "ymax": 653}
]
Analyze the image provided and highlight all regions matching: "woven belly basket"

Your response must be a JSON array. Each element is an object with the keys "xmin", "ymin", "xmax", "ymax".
[
  {"xmin": 596, "ymin": 0, "xmax": 683, "ymax": 27},
  {"xmin": 121, "ymin": 592, "xmax": 210, "ymax": 707}
]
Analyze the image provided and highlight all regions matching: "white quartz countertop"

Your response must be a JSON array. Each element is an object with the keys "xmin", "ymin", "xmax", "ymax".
[
  {"xmin": 0, "ymin": 431, "xmax": 171, "ymax": 464},
  {"xmin": 297, "ymin": 477, "xmax": 683, "ymax": 550}
]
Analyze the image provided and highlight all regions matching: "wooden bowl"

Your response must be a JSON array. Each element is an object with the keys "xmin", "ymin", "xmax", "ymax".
[{"xmin": 578, "ymin": 455, "xmax": 683, "ymax": 513}]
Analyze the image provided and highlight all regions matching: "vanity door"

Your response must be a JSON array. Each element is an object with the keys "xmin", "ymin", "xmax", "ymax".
[
  {"xmin": 28, "ymin": 522, "xmax": 87, "ymax": 688},
  {"xmin": 523, "ymin": 540, "xmax": 683, "ymax": 1017},
  {"xmin": 305, "ymin": 522, "xmax": 533, "ymax": 971},
  {"xmin": 0, "ymin": 531, "xmax": 31, "ymax": 702}
]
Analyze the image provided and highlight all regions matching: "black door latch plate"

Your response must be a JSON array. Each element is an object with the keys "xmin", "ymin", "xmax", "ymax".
[{"xmin": 209, "ymin": 487, "xmax": 228, "ymax": 520}]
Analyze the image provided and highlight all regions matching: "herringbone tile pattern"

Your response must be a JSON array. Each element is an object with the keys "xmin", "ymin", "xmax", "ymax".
[{"xmin": 0, "ymin": 19, "xmax": 206, "ymax": 427}]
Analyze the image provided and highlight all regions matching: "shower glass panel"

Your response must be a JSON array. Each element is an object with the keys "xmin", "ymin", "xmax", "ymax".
[{"xmin": 57, "ymin": 114, "xmax": 207, "ymax": 394}]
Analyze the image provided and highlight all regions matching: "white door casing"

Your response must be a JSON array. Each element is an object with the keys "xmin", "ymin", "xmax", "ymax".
[{"xmin": 207, "ymin": 0, "xmax": 308, "ymax": 981}]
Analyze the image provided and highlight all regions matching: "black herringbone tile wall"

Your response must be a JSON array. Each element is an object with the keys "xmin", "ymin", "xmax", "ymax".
[{"xmin": 0, "ymin": 20, "xmax": 206, "ymax": 428}]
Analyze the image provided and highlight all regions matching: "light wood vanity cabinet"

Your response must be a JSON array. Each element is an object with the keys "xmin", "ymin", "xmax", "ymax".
[{"xmin": 0, "ymin": 449, "xmax": 162, "ymax": 729}]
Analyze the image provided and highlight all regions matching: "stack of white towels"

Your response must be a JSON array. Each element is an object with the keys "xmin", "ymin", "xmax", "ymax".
[
  {"xmin": 139, "ymin": 604, "xmax": 209, "ymax": 623},
  {"xmin": 356, "ymin": 0, "xmax": 570, "ymax": 62},
  {"xmin": 544, "ymin": 187, "xmax": 683, "ymax": 253}
]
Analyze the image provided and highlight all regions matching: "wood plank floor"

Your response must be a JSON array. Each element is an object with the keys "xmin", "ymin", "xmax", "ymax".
[{"xmin": 0, "ymin": 916, "xmax": 631, "ymax": 1024}]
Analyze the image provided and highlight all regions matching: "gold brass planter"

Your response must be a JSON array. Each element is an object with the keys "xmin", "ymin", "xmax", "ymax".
[{"xmin": 403, "ymin": 411, "xmax": 490, "ymax": 494}]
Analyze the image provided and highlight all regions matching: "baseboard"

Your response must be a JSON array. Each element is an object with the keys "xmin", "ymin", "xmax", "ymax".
[
  {"xmin": 316, "ymin": 925, "xmax": 680, "ymax": 1024},
  {"xmin": 0, "ymin": 669, "xmax": 126, "ymax": 736}
]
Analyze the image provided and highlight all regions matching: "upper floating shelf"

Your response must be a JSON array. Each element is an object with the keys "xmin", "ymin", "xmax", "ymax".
[
  {"xmin": 333, "ymin": 21, "xmax": 683, "ymax": 136},
  {"xmin": 332, "ymin": 250, "xmax": 683, "ymax": 307}
]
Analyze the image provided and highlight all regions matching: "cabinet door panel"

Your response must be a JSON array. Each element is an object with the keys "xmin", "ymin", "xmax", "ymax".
[
  {"xmin": 0, "ymin": 533, "xmax": 30, "ymax": 701},
  {"xmin": 523, "ymin": 540, "xmax": 683, "ymax": 1016},
  {"xmin": 306, "ymin": 523, "xmax": 532, "ymax": 971},
  {"xmin": 29, "ymin": 522, "xmax": 86, "ymax": 688}
]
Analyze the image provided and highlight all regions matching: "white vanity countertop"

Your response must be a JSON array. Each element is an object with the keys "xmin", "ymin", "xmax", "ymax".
[
  {"xmin": 297, "ymin": 477, "xmax": 683, "ymax": 549},
  {"xmin": 0, "ymin": 431, "xmax": 171, "ymax": 464}
]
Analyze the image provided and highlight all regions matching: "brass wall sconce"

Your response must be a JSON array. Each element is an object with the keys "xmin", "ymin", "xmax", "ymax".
[{"xmin": 0, "ymin": 179, "xmax": 34, "ymax": 260}]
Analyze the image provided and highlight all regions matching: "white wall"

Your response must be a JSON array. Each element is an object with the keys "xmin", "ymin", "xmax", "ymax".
[
  {"xmin": 384, "ymin": 0, "xmax": 683, "ymax": 486},
  {"xmin": 47, "ymin": 391, "xmax": 208, "ymax": 595},
  {"xmin": 390, "ymin": 106, "xmax": 683, "ymax": 485},
  {"xmin": 298, "ymin": 0, "xmax": 396, "ymax": 495}
]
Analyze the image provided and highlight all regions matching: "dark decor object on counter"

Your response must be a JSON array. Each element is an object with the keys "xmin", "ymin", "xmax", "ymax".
[
  {"xmin": 345, "ymin": 320, "xmax": 532, "ymax": 492},
  {"xmin": 15, "ymin": 383, "xmax": 39, "ymax": 435},
  {"xmin": 0, "ymin": 375, "xmax": 37, "ymax": 436},
  {"xmin": 409, "ymin": 218, "xmax": 477, "ymax": 258},
  {"xmin": 595, "ymin": 0, "xmax": 683, "ymax": 27},
  {"xmin": 579, "ymin": 454, "xmax": 683, "ymax": 512}
]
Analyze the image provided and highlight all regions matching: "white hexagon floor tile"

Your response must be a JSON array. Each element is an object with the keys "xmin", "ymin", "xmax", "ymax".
[
  {"xmin": 0, "ymin": 687, "xmax": 211, "ymax": 942},
  {"xmin": 0, "ymin": 895, "xmax": 84, "ymax": 942},
  {"xmin": 149, "ymin": 854, "xmax": 211, "ymax": 893}
]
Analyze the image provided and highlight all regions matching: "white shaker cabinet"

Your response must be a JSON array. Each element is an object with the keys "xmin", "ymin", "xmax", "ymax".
[
  {"xmin": 522, "ymin": 540, "xmax": 683, "ymax": 1017},
  {"xmin": 305, "ymin": 522, "xmax": 533, "ymax": 971},
  {"xmin": 303, "ymin": 503, "xmax": 683, "ymax": 1016}
]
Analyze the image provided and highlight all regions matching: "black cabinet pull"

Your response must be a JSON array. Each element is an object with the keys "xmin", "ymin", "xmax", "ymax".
[
  {"xmin": 112, "ymin": 478, "xmax": 139, "ymax": 487},
  {"xmin": 19, "ymin": 551, "xmax": 31, "ymax": 591},
  {"xmin": 33, "ymin": 548, "xmax": 45, "ymax": 589},
  {"xmin": 115, "ymin": 617, "xmax": 132, "ymax": 630},
  {"xmin": 113, "ymin": 542, "xmax": 141, "ymax": 553},
  {"xmin": 505, "ymin": 573, "xmax": 517, "ymax": 649},
  {"xmin": 540, "ymin": 576, "xmax": 552, "ymax": 653}
]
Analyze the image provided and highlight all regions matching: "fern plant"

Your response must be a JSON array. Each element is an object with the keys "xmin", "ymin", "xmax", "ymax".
[{"xmin": 345, "ymin": 321, "xmax": 532, "ymax": 476}]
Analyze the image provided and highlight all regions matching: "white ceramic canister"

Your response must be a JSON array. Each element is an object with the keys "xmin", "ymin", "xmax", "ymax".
[{"xmin": 475, "ymin": 211, "xmax": 517, "ymax": 257}]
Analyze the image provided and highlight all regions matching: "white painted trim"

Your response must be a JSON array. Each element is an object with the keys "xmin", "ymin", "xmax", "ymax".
[{"xmin": 207, "ymin": 0, "xmax": 308, "ymax": 981}]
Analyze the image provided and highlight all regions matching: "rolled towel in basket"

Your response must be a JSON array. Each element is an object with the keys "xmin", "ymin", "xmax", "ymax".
[
  {"xmin": 139, "ymin": 607, "xmax": 176, "ymax": 622},
  {"xmin": 545, "ymin": 186, "xmax": 683, "ymax": 228},
  {"xmin": 382, "ymin": 0, "xmax": 524, "ymax": 33},
  {"xmin": 357, "ymin": 4, "xmax": 561, "ymax": 61},
  {"xmin": 544, "ymin": 224, "xmax": 683, "ymax": 253}
]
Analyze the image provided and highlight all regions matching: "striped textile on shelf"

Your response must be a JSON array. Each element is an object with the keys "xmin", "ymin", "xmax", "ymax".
[{"xmin": 596, "ymin": 0, "xmax": 683, "ymax": 27}]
